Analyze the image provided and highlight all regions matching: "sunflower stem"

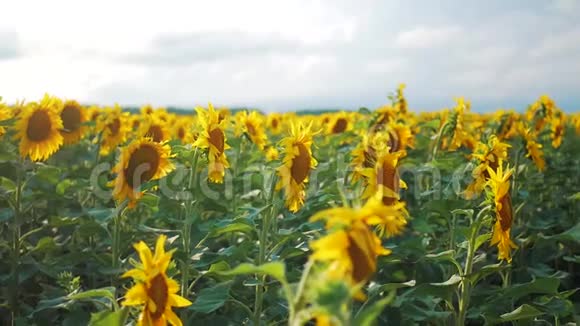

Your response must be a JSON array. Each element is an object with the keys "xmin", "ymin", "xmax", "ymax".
[
  {"xmin": 10, "ymin": 158, "xmax": 23, "ymax": 325},
  {"xmin": 111, "ymin": 201, "xmax": 127, "ymax": 274},
  {"xmin": 182, "ymin": 147, "xmax": 199, "ymax": 298}
]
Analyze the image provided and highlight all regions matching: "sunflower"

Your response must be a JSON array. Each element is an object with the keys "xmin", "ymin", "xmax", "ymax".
[
  {"xmin": 112, "ymin": 138, "xmax": 174, "ymax": 208},
  {"xmin": 0, "ymin": 100, "xmax": 11, "ymax": 137},
  {"xmin": 326, "ymin": 112, "xmax": 352, "ymax": 135},
  {"xmin": 138, "ymin": 115, "xmax": 171, "ymax": 143},
  {"xmin": 14, "ymin": 94, "xmax": 64, "ymax": 161},
  {"xmin": 350, "ymin": 131, "xmax": 389, "ymax": 184},
  {"xmin": 519, "ymin": 123, "xmax": 545, "ymax": 172},
  {"xmin": 235, "ymin": 110, "xmax": 268, "ymax": 150},
  {"xmin": 97, "ymin": 105, "xmax": 130, "ymax": 156},
  {"xmin": 140, "ymin": 104, "xmax": 155, "ymax": 116},
  {"xmin": 550, "ymin": 113, "xmax": 565, "ymax": 148},
  {"xmin": 360, "ymin": 150, "xmax": 406, "ymax": 206},
  {"xmin": 59, "ymin": 100, "xmax": 88, "ymax": 145},
  {"xmin": 445, "ymin": 97, "xmax": 470, "ymax": 151},
  {"xmin": 267, "ymin": 113, "xmax": 284, "ymax": 135},
  {"xmin": 395, "ymin": 83, "xmax": 408, "ymax": 114},
  {"xmin": 194, "ymin": 103, "xmax": 231, "ymax": 183},
  {"xmin": 173, "ymin": 118, "xmax": 194, "ymax": 144},
  {"xmin": 386, "ymin": 121, "xmax": 414, "ymax": 153},
  {"xmin": 122, "ymin": 235, "xmax": 192, "ymax": 326},
  {"xmin": 265, "ymin": 145, "xmax": 279, "ymax": 162},
  {"xmin": 276, "ymin": 122, "xmax": 318, "ymax": 212},
  {"xmin": 465, "ymin": 136, "xmax": 511, "ymax": 199},
  {"xmin": 486, "ymin": 162, "xmax": 516, "ymax": 262}
]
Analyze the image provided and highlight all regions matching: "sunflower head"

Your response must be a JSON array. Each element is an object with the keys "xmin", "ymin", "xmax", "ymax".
[
  {"xmin": 97, "ymin": 105, "xmax": 131, "ymax": 156},
  {"xmin": 486, "ymin": 162, "xmax": 517, "ymax": 262},
  {"xmin": 59, "ymin": 100, "xmax": 88, "ymax": 145},
  {"xmin": 267, "ymin": 113, "xmax": 284, "ymax": 135},
  {"xmin": 14, "ymin": 94, "xmax": 64, "ymax": 161},
  {"xmin": 194, "ymin": 103, "xmax": 231, "ymax": 183},
  {"xmin": 360, "ymin": 150, "xmax": 406, "ymax": 205},
  {"xmin": 139, "ymin": 115, "xmax": 171, "ymax": 143},
  {"xmin": 236, "ymin": 110, "xmax": 268, "ymax": 150},
  {"xmin": 112, "ymin": 138, "xmax": 175, "ymax": 208},
  {"xmin": 276, "ymin": 121, "xmax": 319, "ymax": 212},
  {"xmin": 0, "ymin": 100, "xmax": 11, "ymax": 137},
  {"xmin": 122, "ymin": 235, "xmax": 192, "ymax": 326},
  {"xmin": 326, "ymin": 112, "xmax": 352, "ymax": 135}
]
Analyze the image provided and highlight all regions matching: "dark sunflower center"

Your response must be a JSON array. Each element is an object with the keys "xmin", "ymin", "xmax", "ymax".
[
  {"xmin": 272, "ymin": 118, "xmax": 279, "ymax": 129},
  {"xmin": 124, "ymin": 144, "xmax": 160, "ymax": 188},
  {"xmin": 377, "ymin": 160, "xmax": 398, "ymax": 205},
  {"xmin": 177, "ymin": 127, "xmax": 186, "ymax": 140},
  {"xmin": 347, "ymin": 233, "xmax": 374, "ymax": 284},
  {"xmin": 147, "ymin": 273, "xmax": 168, "ymax": 320},
  {"xmin": 108, "ymin": 118, "xmax": 121, "ymax": 136},
  {"xmin": 209, "ymin": 128, "xmax": 225, "ymax": 154},
  {"xmin": 332, "ymin": 118, "xmax": 348, "ymax": 133},
  {"xmin": 498, "ymin": 193, "xmax": 513, "ymax": 231},
  {"xmin": 291, "ymin": 143, "xmax": 310, "ymax": 184},
  {"xmin": 26, "ymin": 109, "xmax": 52, "ymax": 141},
  {"xmin": 132, "ymin": 120, "xmax": 140, "ymax": 129},
  {"xmin": 245, "ymin": 122, "xmax": 257, "ymax": 136},
  {"xmin": 387, "ymin": 130, "xmax": 400, "ymax": 152},
  {"xmin": 61, "ymin": 106, "xmax": 82, "ymax": 133},
  {"xmin": 146, "ymin": 125, "xmax": 164, "ymax": 142}
]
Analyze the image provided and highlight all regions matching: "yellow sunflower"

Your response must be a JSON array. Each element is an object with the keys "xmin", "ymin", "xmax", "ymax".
[
  {"xmin": 276, "ymin": 122, "xmax": 318, "ymax": 212},
  {"xmin": 194, "ymin": 103, "xmax": 231, "ymax": 183},
  {"xmin": 14, "ymin": 94, "xmax": 64, "ymax": 161},
  {"xmin": 112, "ymin": 138, "xmax": 175, "ymax": 208},
  {"xmin": 267, "ymin": 113, "xmax": 284, "ymax": 135},
  {"xmin": 518, "ymin": 123, "xmax": 545, "ymax": 172},
  {"xmin": 97, "ymin": 105, "xmax": 130, "ymax": 156},
  {"xmin": 486, "ymin": 162, "xmax": 517, "ymax": 262},
  {"xmin": 138, "ymin": 115, "xmax": 171, "ymax": 143},
  {"xmin": 395, "ymin": 83, "xmax": 408, "ymax": 114},
  {"xmin": 0, "ymin": 100, "xmax": 11, "ymax": 137},
  {"xmin": 140, "ymin": 104, "xmax": 155, "ymax": 116},
  {"xmin": 350, "ymin": 131, "xmax": 389, "ymax": 184},
  {"xmin": 360, "ymin": 150, "xmax": 406, "ymax": 206},
  {"xmin": 265, "ymin": 145, "xmax": 279, "ymax": 162},
  {"xmin": 326, "ymin": 112, "xmax": 352, "ymax": 135},
  {"xmin": 235, "ymin": 110, "xmax": 268, "ymax": 150},
  {"xmin": 386, "ymin": 121, "xmax": 414, "ymax": 153},
  {"xmin": 59, "ymin": 100, "xmax": 88, "ymax": 145},
  {"xmin": 465, "ymin": 136, "xmax": 511, "ymax": 199},
  {"xmin": 550, "ymin": 113, "xmax": 565, "ymax": 148},
  {"xmin": 173, "ymin": 118, "xmax": 194, "ymax": 144},
  {"xmin": 122, "ymin": 235, "xmax": 192, "ymax": 326}
]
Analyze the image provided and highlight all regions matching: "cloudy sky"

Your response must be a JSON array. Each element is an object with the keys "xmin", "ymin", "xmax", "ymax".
[{"xmin": 1, "ymin": 0, "xmax": 579, "ymax": 112}]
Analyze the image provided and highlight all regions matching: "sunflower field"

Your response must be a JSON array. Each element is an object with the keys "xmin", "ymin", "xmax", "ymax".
[{"xmin": 0, "ymin": 86, "xmax": 579, "ymax": 326}]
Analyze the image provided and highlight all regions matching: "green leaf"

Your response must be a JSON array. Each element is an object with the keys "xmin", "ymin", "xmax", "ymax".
[
  {"xmin": 210, "ymin": 221, "xmax": 254, "ymax": 238},
  {"xmin": 355, "ymin": 291, "xmax": 397, "ymax": 326},
  {"xmin": 0, "ymin": 176, "xmax": 16, "ymax": 192},
  {"xmin": 68, "ymin": 287, "xmax": 115, "ymax": 302},
  {"xmin": 88, "ymin": 308, "xmax": 129, "ymax": 326},
  {"xmin": 540, "ymin": 222, "xmax": 580, "ymax": 244},
  {"xmin": 219, "ymin": 262, "xmax": 287, "ymax": 285},
  {"xmin": 500, "ymin": 304, "xmax": 544, "ymax": 322},
  {"xmin": 56, "ymin": 179, "xmax": 75, "ymax": 195},
  {"xmin": 474, "ymin": 233, "xmax": 491, "ymax": 251},
  {"xmin": 373, "ymin": 280, "xmax": 416, "ymax": 294},
  {"xmin": 190, "ymin": 282, "xmax": 232, "ymax": 313},
  {"xmin": 35, "ymin": 165, "xmax": 62, "ymax": 184}
]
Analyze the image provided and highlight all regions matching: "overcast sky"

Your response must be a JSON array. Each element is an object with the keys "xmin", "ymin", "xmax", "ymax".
[{"xmin": 1, "ymin": 0, "xmax": 579, "ymax": 112}]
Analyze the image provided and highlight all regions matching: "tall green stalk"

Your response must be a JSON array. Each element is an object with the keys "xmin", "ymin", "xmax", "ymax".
[
  {"xmin": 10, "ymin": 159, "xmax": 23, "ymax": 325},
  {"xmin": 181, "ymin": 148, "xmax": 199, "ymax": 297}
]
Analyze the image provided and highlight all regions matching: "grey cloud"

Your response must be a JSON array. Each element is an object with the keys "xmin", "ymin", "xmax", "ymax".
[{"xmin": 0, "ymin": 30, "xmax": 20, "ymax": 60}]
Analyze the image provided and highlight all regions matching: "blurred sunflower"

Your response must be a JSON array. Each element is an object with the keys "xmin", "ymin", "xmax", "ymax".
[
  {"xmin": 173, "ymin": 119, "xmax": 194, "ymax": 144},
  {"xmin": 395, "ymin": 83, "xmax": 408, "ymax": 114},
  {"xmin": 265, "ymin": 145, "xmax": 279, "ymax": 162},
  {"xmin": 486, "ymin": 162, "xmax": 517, "ymax": 262},
  {"xmin": 350, "ymin": 131, "xmax": 389, "ymax": 184},
  {"xmin": 140, "ymin": 104, "xmax": 155, "ymax": 116},
  {"xmin": 14, "ymin": 94, "xmax": 64, "ymax": 161},
  {"xmin": 267, "ymin": 113, "xmax": 283, "ymax": 135},
  {"xmin": 59, "ymin": 100, "xmax": 88, "ymax": 145},
  {"xmin": 97, "ymin": 105, "xmax": 130, "ymax": 156},
  {"xmin": 360, "ymin": 150, "xmax": 406, "ymax": 206},
  {"xmin": 236, "ymin": 110, "xmax": 268, "ymax": 150},
  {"xmin": 194, "ymin": 103, "xmax": 230, "ymax": 183},
  {"xmin": 112, "ymin": 138, "xmax": 174, "ymax": 208},
  {"xmin": 139, "ymin": 116, "xmax": 171, "ymax": 143},
  {"xmin": 0, "ymin": 100, "xmax": 11, "ymax": 137},
  {"xmin": 122, "ymin": 235, "xmax": 192, "ymax": 326},
  {"xmin": 550, "ymin": 113, "xmax": 565, "ymax": 148},
  {"xmin": 276, "ymin": 122, "xmax": 318, "ymax": 212},
  {"xmin": 518, "ymin": 123, "xmax": 545, "ymax": 172},
  {"xmin": 387, "ymin": 121, "xmax": 414, "ymax": 153},
  {"xmin": 326, "ymin": 111, "xmax": 352, "ymax": 135},
  {"xmin": 465, "ymin": 136, "xmax": 511, "ymax": 199}
]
